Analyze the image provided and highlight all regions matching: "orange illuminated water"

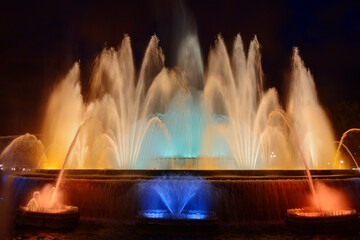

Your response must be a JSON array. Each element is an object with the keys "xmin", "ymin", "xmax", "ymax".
[
  {"xmin": 25, "ymin": 184, "xmax": 66, "ymax": 213},
  {"xmin": 0, "ymin": 34, "xmax": 347, "ymax": 171},
  {"xmin": 287, "ymin": 181, "xmax": 355, "ymax": 218}
]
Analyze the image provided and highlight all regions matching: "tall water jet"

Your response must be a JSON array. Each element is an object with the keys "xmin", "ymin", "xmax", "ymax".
[
  {"xmin": 203, "ymin": 35, "xmax": 283, "ymax": 169},
  {"xmin": 40, "ymin": 35, "xmax": 181, "ymax": 169},
  {"xmin": 177, "ymin": 33, "xmax": 204, "ymax": 91},
  {"xmin": 41, "ymin": 64, "xmax": 84, "ymax": 169},
  {"xmin": 287, "ymin": 48, "xmax": 336, "ymax": 169},
  {"xmin": 2, "ymin": 34, "xmax": 344, "ymax": 170}
]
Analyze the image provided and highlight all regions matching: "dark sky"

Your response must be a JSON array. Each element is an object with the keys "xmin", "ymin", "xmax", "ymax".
[{"xmin": 0, "ymin": 0, "xmax": 360, "ymax": 135}]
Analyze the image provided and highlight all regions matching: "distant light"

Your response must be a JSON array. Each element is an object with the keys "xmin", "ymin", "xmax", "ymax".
[
  {"xmin": 328, "ymin": 162, "xmax": 330, "ymax": 165},
  {"xmin": 270, "ymin": 152, "xmax": 276, "ymax": 158},
  {"xmin": 340, "ymin": 160, "xmax": 344, "ymax": 164},
  {"xmin": 355, "ymin": 152, "xmax": 357, "ymax": 155},
  {"xmin": 0, "ymin": 197, "xmax": 3, "ymax": 201},
  {"xmin": 0, "ymin": 164, "xmax": 2, "ymax": 167}
]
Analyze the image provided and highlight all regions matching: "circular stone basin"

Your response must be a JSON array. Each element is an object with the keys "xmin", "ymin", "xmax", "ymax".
[
  {"xmin": 136, "ymin": 210, "xmax": 218, "ymax": 236},
  {"xmin": 286, "ymin": 208, "xmax": 359, "ymax": 233},
  {"xmin": 16, "ymin": 206, "xmax": 80, "ymax": 229}
]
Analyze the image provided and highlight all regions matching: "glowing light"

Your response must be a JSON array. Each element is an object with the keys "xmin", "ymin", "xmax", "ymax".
[
  {"xmin": 141, "ymin": 209, "xmax": 210, "ymax": 220},
  {"xmin": 270, "ymin": 152, "xmax": 277, "ymax": 158},
  {"xmin": 308, "ymin": 182, "xmax": 351, "ymax": 213},
  {"xmin": 287, "ymin": 208, "xmax": 356, "ymax": 218},
  {"xmin": 138, "ymin": 175, "xmax": 213, "ymax": 219},
  {"xmin": 340, "ymin": 160, "xmax": 344, "ymax": 164},
  {"xmin": 288, "ymin": 182, "xmax": 356, "ymax": 219}
]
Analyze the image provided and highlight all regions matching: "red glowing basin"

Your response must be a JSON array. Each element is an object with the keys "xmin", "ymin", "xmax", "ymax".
[
  {"xmin": 286, "ymin": 207, "xmax": 359, "ymax": 233},
  {"xmin": 16, "ymin": 205, "xmax": 79, "ymax": 229}
]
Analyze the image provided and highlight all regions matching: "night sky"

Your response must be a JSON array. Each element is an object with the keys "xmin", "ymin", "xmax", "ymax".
[{"xmin": 1, "ymin": 0, "xmax": 360, "ymax": 136}]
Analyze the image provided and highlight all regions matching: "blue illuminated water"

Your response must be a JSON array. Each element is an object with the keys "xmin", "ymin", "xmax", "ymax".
[
  {"xmin": 137, "ymin": 175, "xmax": 213, "ymax": 219},
  {"xmin": 135, "ymin": 95, "xmax": 231, "ymax": 169},
  {"xmin": 140, "ymin": 209, "xmax": 210, "ymax": 220}
]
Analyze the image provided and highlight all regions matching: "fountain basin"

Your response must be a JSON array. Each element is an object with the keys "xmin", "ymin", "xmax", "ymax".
[
  {"xmin": 136, "ymin": 210, "xmax": 218, "ymax": 236},
  {"xmin": 16, "ymin": 205, "xmax": 79, "ymax": 229},
  {"xmin": 286, "ymin": 208, "xmax": 359, "ymax": 233},
  {"xmin": 5, "ymin": 169, "xmax": 360, "ymax": 227}
]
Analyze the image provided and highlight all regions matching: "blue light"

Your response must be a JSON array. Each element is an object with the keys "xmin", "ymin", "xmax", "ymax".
[
  {"xmin": 140, "ymin": 209, "xmax": 210, "ymax": 220},
  {"xmin": 186, "ymin": 210, "xmax": 208, "ymax": 219},
  {"xmin": 142, "ymin": 210, "xmax": 167, "ymax": 219},
  {"xmin": 137, "ymin": 175, "xmax": 214, "ymax": 219}
]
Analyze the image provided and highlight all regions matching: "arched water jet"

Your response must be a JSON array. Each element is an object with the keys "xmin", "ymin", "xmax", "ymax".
[
  {"xmin": 264, "ymin": 109, "xmax": 318, "ymax": 208},
  {"xmin": 334, "ymin": 141, "xmax": 359, "ymax": 170},
  {"xmin": 0, "ymin": 134, "xmax": 46, "ymax": 171},
  {"xmin": 334, "ymin": 128, "xmax": 360, "ymax": 169}
]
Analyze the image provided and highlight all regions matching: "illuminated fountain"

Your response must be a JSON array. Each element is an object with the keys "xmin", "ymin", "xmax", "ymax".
[
  {"xmin": 15, "ymin": 125, "xmax": 83, "ymax": 229},
  {"xmin": 137, "ymin": 175, "xmax": 213, "ymax": 218},
  {"xmin": 0, "ymin": 133, "xmax": 45, "ymax": 172},
  {"xmin": 286, "ymin": 182, "xmax": 358, "ymax": 233},
  {"xmin": 280, "ymin": 49, "xmax": 358, "ymax": 232},
  {"xmin": 41, "ymin": 35, "xmax": 178, "ymax": 169},
  {"xmin": 136, "ymin": 175, "xmax": 217, "ymax": 235},
  {"xmin": 2, "ymin": 31, "xmax": 360, "ymax": 232},
  {"xmin": 285, "ymin": 128, "xmax": 360, "ymax": 233},
  {"xmin": 5, "ymin": 33, "xmax": 338, "ymax": 170},
  {"xmin": 16, "ymin": 184, "xmax": 79, "ymax": 229}
]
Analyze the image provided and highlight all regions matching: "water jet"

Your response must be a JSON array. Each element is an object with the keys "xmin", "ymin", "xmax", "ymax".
[{"xmin": 1, "ymin": 32, "xmax": 359, "ymax": 236}]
